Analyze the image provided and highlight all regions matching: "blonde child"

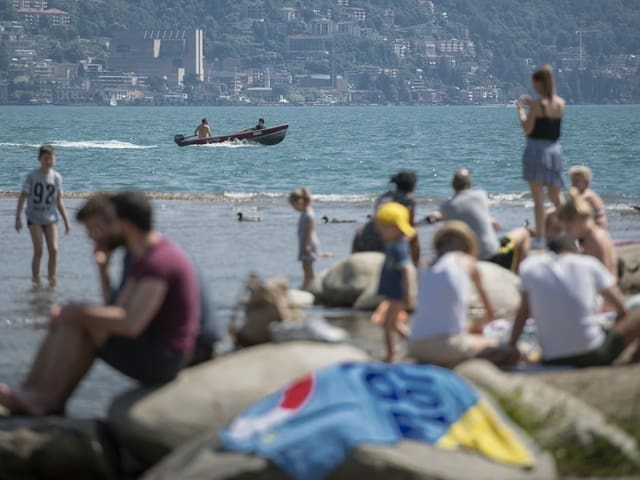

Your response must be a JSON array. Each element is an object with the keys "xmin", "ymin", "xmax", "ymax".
[
  {"xmin": 15, "ymin": 144, "xmax": 71, "ymax": 286},
  {"xmin": 569, "ymin": 165, "xmax": 607, "ymax": 229},
  {"xmin": 408, "ymin": 221, "xmax": 516, "ymax": 368},
  {"xmin": 557, "ymin": 188, "xmax": 617, "ymax": 278},
  {"xmin": 288, "ymin": 187, "xmax": 320, "ymax": 290},
  {"xmin": 372, "ymin": 202, "xmax": 415, "ymax": 362}
]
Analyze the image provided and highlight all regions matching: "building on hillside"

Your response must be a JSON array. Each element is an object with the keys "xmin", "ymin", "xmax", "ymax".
[
  {"xmin": 16, "ymin": 8, "xmax": 70, "ymax": 27},
  {"xmin": 335, "ymin": 21, "xmax": 360, "ymax": 37},
  {"xmin": 108, "ymin": 29, "xmax": 204, "ymax": 87},
  {"xmin": 345, "ymin": 7, "xmax": 366, "ymax": 22},
  {"xmin": 309, "ymin": 18, "xmax": 334, "ymax": 36},
  {"xmin": 559, "ymin": 47, "xmax": 580, "ymax": 71},
  {"xmin": 286, "ymin": 35, "xmax": 328, "ymax": 54},
  {"xmin": 246, "ymin": 1, "xmax": 265, "ymax": 21},
  {"xmin": 13, "ymin": 0, "xmax": 47, "ymax": 8},
  {"xmin": 280, "ymin": 7, "xmax": 297, "ymax": 22}
]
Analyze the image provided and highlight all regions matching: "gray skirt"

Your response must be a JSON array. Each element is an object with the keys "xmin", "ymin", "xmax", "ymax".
[{"xmin": 522, "ymin": 138, "xmax": 565, "ymax": 188}]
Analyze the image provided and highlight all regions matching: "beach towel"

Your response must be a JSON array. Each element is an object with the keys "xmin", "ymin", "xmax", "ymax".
[{"xmin": 220, "ymin": 362, "xmax": 535, "ymax": 480}]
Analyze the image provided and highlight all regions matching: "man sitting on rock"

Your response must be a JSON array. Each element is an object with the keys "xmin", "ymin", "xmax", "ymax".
[
  {"xmin": 425, "ymin": 168, "xmax": 531, "ymax": 273},
  {"xmin": 0, "ymin": 191, "xmax": 200, "ymax": 416},
  {"xmin": 509, "ymin": 235, "xmax": 640, "ymax": 367},
  {"xmin": 85, "ymin": 193, "xmax": 222, "ymax": 365}
]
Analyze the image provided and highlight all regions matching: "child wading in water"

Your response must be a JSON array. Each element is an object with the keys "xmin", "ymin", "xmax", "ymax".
[
  {"xmin": 15, "ymin": 145, "xmax": 71, "ymax": 287},
  {"xmin": 289, "ymin": 187, "xmax": 320, "ymax": 290},
  {"xmin": 373, "ymin": 202, "xmax": 415, "ymax": 362}
]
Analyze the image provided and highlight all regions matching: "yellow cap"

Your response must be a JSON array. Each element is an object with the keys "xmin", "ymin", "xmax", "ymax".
[{"xmin": 375, "ymin": 202, "xmax": 416, "ymax": 238}]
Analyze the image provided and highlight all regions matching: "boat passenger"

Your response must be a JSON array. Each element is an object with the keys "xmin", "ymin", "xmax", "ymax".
[
  {"xmin": 254, "ymin": 118, "xmax": 265, "ymax": 130},
  {"xmin": 195, "ymin": 118, "xmax": 212, "ymax": 139}
]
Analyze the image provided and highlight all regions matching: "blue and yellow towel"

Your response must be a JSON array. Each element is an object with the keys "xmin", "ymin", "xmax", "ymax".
[{"xmin": 220, "ymin": 363, "xmax": 534, "ymax": 480}]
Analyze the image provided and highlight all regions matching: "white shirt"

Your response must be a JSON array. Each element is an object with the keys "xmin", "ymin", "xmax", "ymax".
[
  {"xmin": 519, "ymin": 252, "xmax": 615, "ymax": 360},
  {"xmin": 22, "ymin": 168, "xmax": 63, "ymax": 225},
  {"xmin": 410, "ymin": 252, "xmax": 471, "ymax": 340}
]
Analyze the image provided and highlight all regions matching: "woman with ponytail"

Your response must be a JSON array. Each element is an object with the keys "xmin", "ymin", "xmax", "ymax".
[
  {"xmin": 557, "ymin": 188, "xmax": 618, "ymax": 278},
  {"xmin": 517, "ymin": 65, "xmax": 565, "ymax": 248}
]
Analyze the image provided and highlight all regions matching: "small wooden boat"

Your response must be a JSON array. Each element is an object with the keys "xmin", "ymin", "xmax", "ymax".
[{"xmin": 174, "ymin": 124, "xmax": 288, "ymax": 147}]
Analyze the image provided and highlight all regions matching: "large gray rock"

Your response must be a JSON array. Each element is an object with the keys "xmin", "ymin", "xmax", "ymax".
[
  {"xmin": 456, "ymin": 360, "xmax": 640, "ymax": 473},
  {"xmin": 143, "ymin": 403, "xmax": 555, "ymax": 480},
  {"xmin": 107, "ymin": 342, "xmax": 369, "ymax": 465},
  {"xmin": 618, "ymin": 243, "xmax": 640, "ymax": 294},
  {"xmin": 353, "ymin": 262, "xmax": 418, "ymax": 310},
  {"xmin": 531, "ymin": 363, "xmax": 640, "ymax": 423},
  {"xmin": 320, "ymin": 252, "xmax": 385, "ymax": 307},
  {"xmin": 469, "ymin": 261, "xmax": 521, "ymax": 322},
  {"xmin": 0, "ymin": 417, "xmax": 119, "ymax": 480}
]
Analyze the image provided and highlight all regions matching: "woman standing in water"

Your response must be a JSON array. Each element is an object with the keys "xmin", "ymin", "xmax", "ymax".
[{"xmin": 518, "ymin": 65, "xmax": 565, "ymax": 249}]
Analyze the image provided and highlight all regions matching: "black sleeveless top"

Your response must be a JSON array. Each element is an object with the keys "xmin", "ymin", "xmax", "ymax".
[{"xmin": 528, "ymin": 101, "xmax": 561, "ymax": 141}]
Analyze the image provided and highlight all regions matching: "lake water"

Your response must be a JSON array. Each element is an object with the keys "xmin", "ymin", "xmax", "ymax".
[{"xmin": 0, "ymin": 105, "xmax": 638, "ymax": 417}]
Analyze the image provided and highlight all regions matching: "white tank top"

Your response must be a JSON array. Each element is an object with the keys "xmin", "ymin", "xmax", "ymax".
[{"xmin": 410, "ymin": 252, "xmax": 471, "ymax": 340}]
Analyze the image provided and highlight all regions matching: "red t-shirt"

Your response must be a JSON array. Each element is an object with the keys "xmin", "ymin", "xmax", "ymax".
[{"xmin": 130, "ymin": 237, "xmax": 200, "ymax": 357}]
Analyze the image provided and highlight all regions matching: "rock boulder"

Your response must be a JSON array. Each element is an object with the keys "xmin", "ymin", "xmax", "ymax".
[
  {"xmin": 320, "ymin": 252, "xmax": 385, "ymax": 307},
  {"xmin": 0, "ymin": 417, "xmax": 119, "ymax": 480},
  {"xmin": 107, "ymin": 342, "xmax": 369, "ymax": 466},
  {"xmin": 456, "ymin": 360, "xmax": 640, "ymax": 474}
]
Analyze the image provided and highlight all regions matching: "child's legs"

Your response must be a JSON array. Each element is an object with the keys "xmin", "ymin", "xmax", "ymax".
[
  {"xmin": 371, "ymin": 299, "xmax": 390, "ymax": 325},
  {"xmin": 28, "ymin": 224, "xmax": 44, "ymax": 281},
  {"xmin": 528, "ymin": 181, "xmax": 546, "ymax": 238},
  {"xmin": 384, "ymin": 300, "xmax": 406, "ymax": 361},
  {"xmin": 42, "ymin": 224, "xmax": 59, "ymax": 281}
]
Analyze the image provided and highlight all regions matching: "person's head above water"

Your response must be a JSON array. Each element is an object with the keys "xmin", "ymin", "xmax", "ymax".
[
  {"xmin": 451, "ymin": 168, "xmax": 472, "ymax": 192},
  {"xmin": 201, "ymin": 118, "xmax": 208, "ymax": 125},
  {"xmin": 258, "ymin": 118, "xmax": 265, "ymax": 125},
  {"xmin": 390, "ymin": 170, "xmax": 417, "ymax": 193}
]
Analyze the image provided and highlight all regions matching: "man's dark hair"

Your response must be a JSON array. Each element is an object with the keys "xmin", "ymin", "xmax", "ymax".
[
  {"xmin": 390, "ymin": 170, "xmax": 417, "ymax": 193},
  {"xmin": 202, "ymin": 118, "xmax": 207, "ymax": 124},
  {"xmin": 39, "ymin": 144, "xmax": 55, "ymax": 158},
  {"xmin": 258, "ymin": 118, "xmax": 264, "ymax": 123},
  {"xmin": 547, "ymin": 235, "xmax": 578, "ymax": 254},
  {"xmin": 76, "ymin": 193, "xmax": 116, "ymax": 223},
  {"xmin": 452, "ymin": 168, "xmax": 472, "ymax": 192},
  {"xmin": 111, "ymin": 191, "xmax": 153, "ymax": 232}
]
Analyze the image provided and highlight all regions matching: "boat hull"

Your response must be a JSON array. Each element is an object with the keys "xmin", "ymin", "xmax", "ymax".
[{"xmin": 174, "ymin": 124, "xmax": 288, "ymax": 147}]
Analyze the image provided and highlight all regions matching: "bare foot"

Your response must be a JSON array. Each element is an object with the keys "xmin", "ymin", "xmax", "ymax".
[{"xmin": 0, "ymin": 384, "xmax": 46, "ymax": 416}]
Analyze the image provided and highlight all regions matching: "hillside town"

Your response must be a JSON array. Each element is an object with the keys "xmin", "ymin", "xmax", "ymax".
[{"xmin": 0, "ymin": 0, "xmax": 638, "ymax": 105}]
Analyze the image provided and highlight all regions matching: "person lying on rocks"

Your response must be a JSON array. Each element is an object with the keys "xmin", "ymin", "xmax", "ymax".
[
  {"xmin": 508, "ymin": 235, "xmax": 639, "ymax": 367},
  {"xmin": 408, "ymin": 221, "xmax": 518, "ymax": 368},
  {"xmin": 557, "ymin": 188, "xmax": 618, "ymax": 279},
  {"xmin": 0, "ymin": 192, "xmax": 200, "ymax": 416},
  {"xmin": 425, "ymin": 168, "xmax": 532, "ymax": 273},
  {"xmin": 83, "ymin": 193, "xmax": 221, "ymax": 365}
]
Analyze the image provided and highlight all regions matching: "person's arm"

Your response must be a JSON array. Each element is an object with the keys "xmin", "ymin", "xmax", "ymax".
[
  {"xmin": 56, "ymin": 193, "xmax": 71, "ymax": 234},
  {"xmin": 94, "ymin": 249, "xmax": 113, "ymax": 304},
  {"xmin": 600, "ymin": 285, "xmax": 628, "ymax": 321},
  {"xmin": 303, "ymin": 215, "xmax": 314, "ymax": 254},
  {"xmin": 509, "ymin": 292, "xmax": 530, "ymax": 347},
  {"xmin": 52, "ymin": 278, "xmax": 168, "ymax": 337},
  {"xmin": 194, "ymin": 126, "xmax": 199, "ymax": 136},
  {"xmin": 401, "ymin": 266, "xmax": 413, "ymax": 307},
  {"xmin": 469, "ymin": 259, "xmax": 494, "ymax": 326},
  {"xmin": 15, "ymin": 191, "xmax": 27, "ymax": 232},
  {"xmin": 424, "ymin": 211, "xmax": 443, "ymax": 224},
  {"xmin": 491, "ymin": 218, "xmax": 502, "ymax": 231},
  {"xmin": 518, "ymin": 97, "xmax": 537, "ymax": 135}
]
